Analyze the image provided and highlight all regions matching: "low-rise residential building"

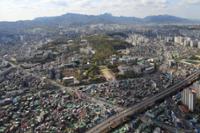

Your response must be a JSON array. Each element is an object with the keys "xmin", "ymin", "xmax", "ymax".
[{"xmin": 63, "ymin": 76, "xmax": 75, "ymax": 85}]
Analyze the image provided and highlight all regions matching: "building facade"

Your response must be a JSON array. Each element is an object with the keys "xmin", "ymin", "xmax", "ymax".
[{"xmin": 181, "ymin": 88, "xmax": 196, "ymax": 112}]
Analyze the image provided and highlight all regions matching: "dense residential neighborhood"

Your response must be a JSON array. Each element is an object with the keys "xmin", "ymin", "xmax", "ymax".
[{"xmin": 0, "ymin": 12, "xmax": 200, "ymax": 133}]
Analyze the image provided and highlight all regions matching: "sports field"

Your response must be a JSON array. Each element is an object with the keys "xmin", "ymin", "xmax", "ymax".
[{"xmin": 100, "ymin": 66, "xmax": 116, "ymax": 81}]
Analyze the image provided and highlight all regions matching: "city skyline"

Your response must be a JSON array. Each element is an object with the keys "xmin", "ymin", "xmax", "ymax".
[{"xmin": 0, "ymin": 0, "xmax": 200, "ymax": 21}]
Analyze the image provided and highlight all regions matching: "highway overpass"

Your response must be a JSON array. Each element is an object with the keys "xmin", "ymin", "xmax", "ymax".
[{"xmin": 87, "ymin": 71, "xmax": 200, "ymax": 133}]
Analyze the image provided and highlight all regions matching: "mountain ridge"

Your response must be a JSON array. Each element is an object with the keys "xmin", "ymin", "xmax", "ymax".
[
  {"xmin": 32, "ymin": 13, "xmax": 194, "ymax": 23},
  {"xmin": 0, "ymin": 13, "xmax": 196, "ymax": 23},
  {"xmin": 0, "ymin": 13, "xmax": 199, "ymax": 33}
]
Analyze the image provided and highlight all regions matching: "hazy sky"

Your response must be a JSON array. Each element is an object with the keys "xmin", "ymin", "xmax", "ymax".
[{"xmin": 0, "ymin": 0, "xmax": 200, "ymax": 21}]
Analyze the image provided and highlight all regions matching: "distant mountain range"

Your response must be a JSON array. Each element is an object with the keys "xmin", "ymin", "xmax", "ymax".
[
  {"xmin": 35, "ymin": 13, "xmax": 195, "ymax": 24},
  {"xmin": 143, "ymin": 15, "xmax": 191, "ymax": 23},
  {"xmin": 0, "ymin": 13, "xmax": 199, "ymax": 33}
]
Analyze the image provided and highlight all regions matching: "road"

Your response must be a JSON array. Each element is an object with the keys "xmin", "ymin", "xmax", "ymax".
[
  {"xmin": 7, "ymin": 60, "xmax": 123, "ymax": 112},
  {"xmin": 87, "ymin": 71, "xmax": 200, "ymax": 133},
  {"xmin": 5, "ymin": 59, "xmax": 200, "ymax": 133},
  {"xmin": 0, "ymin": 66, "xmax": 16, "ymax": 77}
]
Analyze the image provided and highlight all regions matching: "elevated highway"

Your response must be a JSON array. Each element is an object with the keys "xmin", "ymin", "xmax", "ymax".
[{"xmin": 87, "ymin": 71, "xmax": 200, "ymax": 133}]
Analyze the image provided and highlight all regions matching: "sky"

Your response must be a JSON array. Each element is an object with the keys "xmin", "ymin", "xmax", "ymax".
[{"xmin": 0, "ymin": 0, "xmax": 200, "ymax": 21}]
